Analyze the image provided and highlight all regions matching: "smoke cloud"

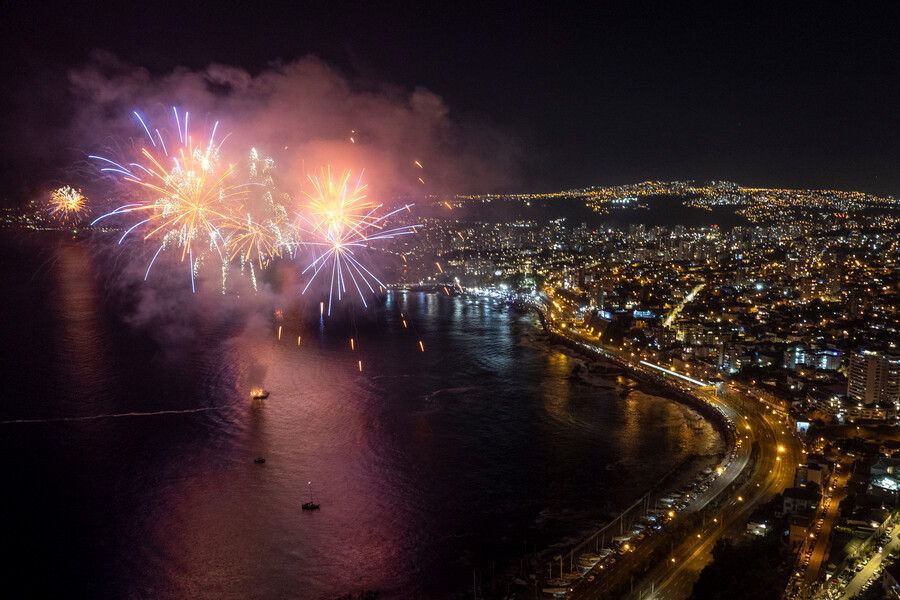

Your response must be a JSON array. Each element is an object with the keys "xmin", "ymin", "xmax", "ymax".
[{"xmin": 65, "ymin": 51, "xmax": 519, "ymax": 199}]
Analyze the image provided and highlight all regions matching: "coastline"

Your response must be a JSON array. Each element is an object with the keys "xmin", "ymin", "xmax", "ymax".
[{"xmin": 525, "ymin": 303, "xmax": 736, "ymax": 589}]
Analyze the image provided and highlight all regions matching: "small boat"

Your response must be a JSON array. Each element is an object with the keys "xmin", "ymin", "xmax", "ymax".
[
  {"xmin": 251, "ymin": 389, "xmax": 269, "ymax": 399},
  {"xmin": 254, "ymin": 458, "xmax": 266, "ymax": 464},
  {"xmin": 542, "ymin": 587, "xmax": 567, "ymax": 595},
  {"xmin": 302, "ymin": 481, "xmax": 320, "ymax": 510},
  {"xmin": 577, "ymin": 557, "xmax": 601, "ymax": 568}
]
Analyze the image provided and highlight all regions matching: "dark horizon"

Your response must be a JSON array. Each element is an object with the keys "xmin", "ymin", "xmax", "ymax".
[{"xmin": 2, "ymin": 3, "xmax": 900, "ymax": 200}]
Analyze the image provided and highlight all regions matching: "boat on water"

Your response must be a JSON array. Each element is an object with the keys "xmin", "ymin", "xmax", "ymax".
[
  {"xmin": 542, "ymin": 587, "xmax": 567, "ymax": 595},
  {"xmin": 251, "ymin": 389, "xmax": 269, "ymax": 400},
  {"xmin": 302, "ymin": 481, "xmax": 320, "ymax": 510}
]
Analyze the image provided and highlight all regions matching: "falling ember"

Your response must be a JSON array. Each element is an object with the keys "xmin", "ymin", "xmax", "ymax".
[
  {"xmin": 297, "ymin": 336, "xmax": 302, "ymax": 346},
  {"xmin": 402, "ymin": 320, "xmax": 407, "ymax": 328},
  {"xmin": 443, "ymin": 286, "xmax": 449, "ymax": 295},
  {"xmin": 444, "ymin": 202, "xmax": 453, "ymax": 210},
  {"xmin": 456, "ymin": 231, "xmax": 464, "ymax": 240},
  {"xmin": 358, "ymin": 360, "xmax": 362, "ymax": 372},
  {"xmin": 350, "ymin": 137, "xmax": 355, "ymax": 144},
  {"xmin": 414, "ymin": 160, "xmax": 423, "ymax": 169},
  {"xmin": 320, "ymin": 302, "xmax": 324, "ymax": 315},
  {"xmin": 436, "ymin": 262, "xmax": 443, "ymax": 273},
  {"xmin": 418, "ymin": 178, "xmax": 425, "ymax": 184},
  {"xmin": 418, "ymin": 340, "xmax": 425, "ymax": 352},
  {"xmin": 350, "ymin": 338, "xmax": 355, "ymax": 350},
  {"xmin": 278, "ymin": 325, "xmax": 282, "ymax": 340}
]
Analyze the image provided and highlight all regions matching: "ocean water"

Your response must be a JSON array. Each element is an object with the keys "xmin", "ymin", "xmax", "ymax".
[{"xmin": 0, "ymin": 233, "xmax": 721, "ymax": 599}]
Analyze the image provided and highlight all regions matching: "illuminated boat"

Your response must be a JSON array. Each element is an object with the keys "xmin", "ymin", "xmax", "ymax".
[
  {"xmin": 251, "ymin": 389, "xmax": 269, "ymax": 399},
  {"xmin": 302, "ymin": 481, "xmax": 320, "ymax": 510}
]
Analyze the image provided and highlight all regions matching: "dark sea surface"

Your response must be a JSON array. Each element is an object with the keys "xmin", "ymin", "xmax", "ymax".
[{"xmin": 0, "ymin": 233, "xmax": 721, "ymax": 599}]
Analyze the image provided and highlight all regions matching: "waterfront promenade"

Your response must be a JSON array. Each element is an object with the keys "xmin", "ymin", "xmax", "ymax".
[{"xmin": 509, "ymin": 289, "xmax": 802, "ymax": 599}]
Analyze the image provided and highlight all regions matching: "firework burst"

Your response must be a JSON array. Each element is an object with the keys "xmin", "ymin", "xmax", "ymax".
[
  {"xmin": 49, "ymin": 186, "xmax": 89, "ymax": 224},
  {"xmin": 300, "ymin": 166, "xmax": 377, "ymax": 240},
  {"xmin": 292, "ymin": 167, "xmax": 419, "ymax": 314},
  {"xmin": 88, "ymin": 109, "xmax": 420, "ymax": 305},
  {"xmin": 91, "ymin": 108, "xmax": 250, "ymax": 290}
]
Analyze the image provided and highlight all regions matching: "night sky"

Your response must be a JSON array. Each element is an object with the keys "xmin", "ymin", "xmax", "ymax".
[{"xmin": 2, "ymin": 2, "xmax": 900, "ymax": 198}]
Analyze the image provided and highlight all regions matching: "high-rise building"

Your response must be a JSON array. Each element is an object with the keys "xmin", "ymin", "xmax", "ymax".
[{"xmin": 847, "ymin": 350, "xmax": 900, "ymax": 406}]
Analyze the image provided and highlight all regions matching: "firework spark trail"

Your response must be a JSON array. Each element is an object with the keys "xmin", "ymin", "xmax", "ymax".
[{"xmin": 222, "ymin": 211, "xmax": 286, "ymax": 270}]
